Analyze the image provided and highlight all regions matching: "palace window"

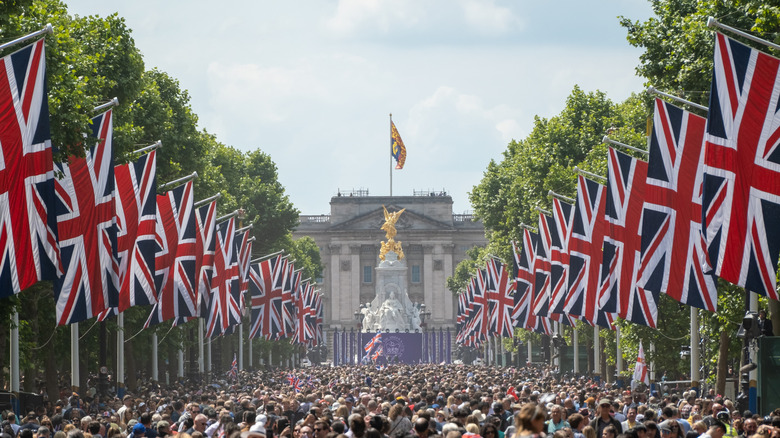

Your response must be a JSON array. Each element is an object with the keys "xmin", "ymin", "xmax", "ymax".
[
  {"xmin": 363, "ymin": 265, "xmax": 373, "ymax": 284},
  {"xmin": 411, "ymin": 264, "xmax": 421, "ymax": 283}
]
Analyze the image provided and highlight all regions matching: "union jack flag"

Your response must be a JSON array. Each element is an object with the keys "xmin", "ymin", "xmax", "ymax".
[
  {"xmin": 228, "ymin": 353, "xmax": 238, "ymax": 380},
  {"xmin": 249, "ymin": 254, "xmax": 286, "ymax": 340},
  {"xmin": 280, "ymin": 265, "xmax": 301, "ymax": 339},
  {"xmin": 293, "ymin": 280, "xmax": 316, "ymax": 345},
  {"xmin": 114, "ymin": 150, "xmax": 157, "ymax": 313},
  {"xmin": 465, "ymin": 270, "xmax": 489, "ymax": 344},
  {"xmin": 511, "ymin": 237, "xmax": 535, "ymax": 331},
  {"xmin": 287, "ymin": 373, "xmax": 302, "ymax": 393},
  {"xmin": 206, "ymin": 217, "xmax": 241, "ymax": 337},
  {"xmin": 54, "ymin": 110, "xmax": 119, "ymax": 325},
  {"xmin": 195, "ymin": 201, "xmax": 218, "ymax": 318},
  {"xmin": 364, "ymin": 331, "xmax": 382, "ymax": 352},
  {"xmin": 371, "ymin": 344, "xmax": 384, "ymax": 361},
  {"xmin": 549, "ymin": 198, "xmax": 574, "ymax": 317},
  {"xmin": 146, "ymin": 180, "xmax": 197, "ymax": 327},
  {"xmin": 640, "ymin": 98, "xmax": 717, "ymax": 311},
  {"xmin": 0, "ymin": 39, "xmax": 61, "ymax": 297},
  {"xmin": 314, "ymin": 290, "xmax": 323, "ymax": 346},
  {"xmin": 532, "ymin": 213, "xmax": 553, "ymax": 318},
  {"xmin": 236, "ymin": 228, "xmax": 252, "ymax": 303},
  {"xmin": 564, "ymin": 175, "xmax": 615, "ymax": 329},
  {"xmin": 702, "ymin": 33, "xmax": 780, "ymax": 299},
  {"xmin": 601, "ymin": 148, "xmax": 656, "ymax": 327},
  {"xmin": 485, "ymin": 258, "xmax": 514, "ymax": 337}
]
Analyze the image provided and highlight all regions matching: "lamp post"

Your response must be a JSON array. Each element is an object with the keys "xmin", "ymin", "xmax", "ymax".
[
  {"xmin": 420, "ymin": 303, "xmax": 431, "ymax": 362},
  {"xmin": 354, "ymin": 305, "xmax": 366, "ymax": 364}
]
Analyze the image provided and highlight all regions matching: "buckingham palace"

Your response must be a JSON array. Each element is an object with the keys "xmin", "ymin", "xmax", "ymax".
[{"xmin": 292, "ymin": 190, "xmax": 487, "ymax": 337}]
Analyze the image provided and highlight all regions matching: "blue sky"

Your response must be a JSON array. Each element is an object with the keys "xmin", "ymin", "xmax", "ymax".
[{"xmin": 65, "ymin": 0, "xmax": 654, "ymax": 215}]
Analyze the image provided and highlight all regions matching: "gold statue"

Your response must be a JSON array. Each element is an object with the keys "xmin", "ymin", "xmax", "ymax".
[{"xmin": 379, "ymin": 205, "xmax": 405, "ymax": 261}]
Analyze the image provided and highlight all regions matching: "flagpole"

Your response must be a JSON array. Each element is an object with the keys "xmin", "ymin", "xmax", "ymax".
[
  {"xmin": 71, "ymin": 323, "xmax": 80, "ymax": 392},
  {"xmin": 389, "ymin": 113, "xmax": 393, "ymax": 197},
  {"xmin": 198, "ymin": 318, "xmax": 205, "ymax": 376},
  {"xmin": 117, "ymin": 313, "xmax": 125, "ymax": 397},
  {"xmin": 152, "ymin": 332, "xmax": 159, "ymax": 381},
  {"xmin": 691, "ymin": 307, "xmax": 700, "ymax": 392},
  {"xmin": 10, "ymin": 310, "xmax": 20, "ymax": 394},
  {"xmin": 707, "ymin": 16, "xmax": 780, "ymax": 52},
  {"xmin": 0, "ymin": 23, "xmax": 53, "ymax": 52},
  {"xmin": 594, "ymin": 325, "xmax": 601, "ymax": 376},
  {"xmin": 616, "ymin": 325, "xmax": 622, "ymax": 383}
]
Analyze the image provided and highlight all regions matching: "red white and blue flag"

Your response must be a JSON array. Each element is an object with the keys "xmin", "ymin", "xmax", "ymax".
[
  {"xmin": 54, "ymin": 110, "xmax": 119, "ymax": 325},
  {"xmin": 364, "ymin": 331, "xmax": 382, "ymax": 353},
  {"xmin": 702, "ymin": 33, "xmax": 780, "ymax": 299},
  {"xmin": 601, "ymin": 148, "xmax": 656, "ymax": 327},
  {"xmin": 146, "ymin": 180, "xmax": 197, "ymax": 326},
  {"xmin": 640, "ymin": 98, "xmax": 717, "ymax": 311},
  {"xmin": 195, "ymin": 200, "xmax": 218, "ymax": 318},
  {"xmin": 249, "ymin": 254, "xmax": 286, "ymax": 340},
  {"xmin": 531, "ymin": 213, "xmax": 553, "ymax": 318},
  {"xmin": 228, "ymin": 353, "xmax": 238, "ymax": 380},
  {"xmin": 114, "ymin": 150, "xmax": 157, "ymax": 313},
  {"xmin": 564, "ymin": 175, "xmax": 614, "ymax": 329},
  {"xmin": 0, "ymin": 39, "xmax": 61, "ymax": 296},
  {"xmin": 485, "ymin": 258, "xmax": 514, "ymax": 337},
  {"xmin": 511, "ymin": 237, "xmax": 535, "ymax": 331},
  {"xmin": 236, "ymin": 228, "xmax": 252, "ymax": 303},
  {"xmin": 549, "ymin": 198, "xmax": 574, "ymax": 318},
  {"xmin": 206, "ymin": 217, "xmax": 241, "ymax": 337}
]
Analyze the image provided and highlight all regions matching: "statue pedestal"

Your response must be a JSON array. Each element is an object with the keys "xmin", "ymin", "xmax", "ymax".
[{"xmin": 360, "ymin": 251, "xmax": 421, "ymax": 332}]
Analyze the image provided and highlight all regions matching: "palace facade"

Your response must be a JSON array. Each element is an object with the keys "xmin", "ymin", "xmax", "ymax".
[{"xmin": 292, "ymin": 192, "xmax": 487, "ymax": 332}]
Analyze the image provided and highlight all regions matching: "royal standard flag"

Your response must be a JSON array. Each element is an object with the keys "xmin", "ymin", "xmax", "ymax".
[{"xmin": 391, "ymin": 121, "xmax": 406, "ymax": 169}]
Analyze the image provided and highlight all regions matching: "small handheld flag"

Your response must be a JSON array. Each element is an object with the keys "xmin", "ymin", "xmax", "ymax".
[{"xmin": 391, "ymin": 121, "xmax": 406, "ymax": 170}]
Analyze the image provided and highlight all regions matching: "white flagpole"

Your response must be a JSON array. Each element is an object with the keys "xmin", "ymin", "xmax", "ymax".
[
  {"xmin": 0, "ymin": 24, "xmax": 53, "ymax": 52},
  {"xmin": 152, "ymin": 332, "xmax": 159, "ymax": 381},
  {"xmin": 198, "ymin": 319, "xmax": 205, "ymax": 375},
  {"xmin": 616, "ymin": 325, "xmax": 622, "ymax": 382},
  {"xmin": 71, "ymin": 323, "xmax": 80, "ymax": 392},
  {"xmin": 573, "ymin": 327, "xmax": 580, "ymax": 374},
  {"xmin": 117, "ymin": 313, "xmax": 125, "ymax": 396},
  {"xmin": 11, "ymin": 310, "xmax": 20, "ymax": 392},
  {"xmin": 594, "ymin": 325, "xmax": 601, "ymax": 376},
  {"xmin": 691, "ymin": 307, "xmax": 700, "ymax": 391}
]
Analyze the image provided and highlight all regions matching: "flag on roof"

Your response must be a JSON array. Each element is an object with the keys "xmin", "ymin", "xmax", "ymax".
[{"xmin": 391, "ymin": 120, "xmax": 407, "ymax": 170}]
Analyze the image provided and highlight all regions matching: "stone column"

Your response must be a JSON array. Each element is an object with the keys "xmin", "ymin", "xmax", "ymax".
[
  {"xmin": 329, "ymin": 244, "xmax": 342, "ymax": 322},
  {"xmin": 443, "ymin": 244, "xmax": 455, "ymax": 321},
  {"xmin": 423, "ymin": 245, "xmax": 434, "ymax": 310}
]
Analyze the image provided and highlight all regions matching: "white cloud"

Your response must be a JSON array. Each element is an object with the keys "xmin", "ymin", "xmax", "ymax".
[{"xmin": 324, "ymin": 0, "xmax": 523, "ymax": 39}]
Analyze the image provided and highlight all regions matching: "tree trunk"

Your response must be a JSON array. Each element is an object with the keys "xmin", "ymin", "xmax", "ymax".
[
  {"xmin": 126, "ymin": 340, "xmax": 137, "ymax": 392},
  {"xmin": 23, "ymin": 288, "xmax": 40, "ymax": 393},
  {"xmin": 45, "ymin": 333, "xmax": 59, "ymax": 401},
  {"xmin": 769, "ymin": 299, "xmax": 780, "ymax": 336},
  {"xmin": 716, "ymin": 329, "xmax": 730, "ymax": 395}
]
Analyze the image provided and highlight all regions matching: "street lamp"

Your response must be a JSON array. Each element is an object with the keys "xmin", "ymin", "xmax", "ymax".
[{"xmin": 354, "ymin": 304, "xmax": 366, "ymax": 331}]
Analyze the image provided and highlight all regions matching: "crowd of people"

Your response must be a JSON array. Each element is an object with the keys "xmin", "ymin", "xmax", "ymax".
[{"xmin": 2, "ymin": 364, "xmax": 779, "ymax": 438}]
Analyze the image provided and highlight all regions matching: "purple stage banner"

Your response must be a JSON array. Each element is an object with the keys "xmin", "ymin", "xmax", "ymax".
[{"xmin": 332, "ymin": 330, "xmax": 452, "ymax": 365}]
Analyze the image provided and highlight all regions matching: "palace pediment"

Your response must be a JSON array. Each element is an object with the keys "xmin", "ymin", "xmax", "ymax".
[{"xmin": 328, "ymin": 204, "xmax": 456, "ymax": 232}]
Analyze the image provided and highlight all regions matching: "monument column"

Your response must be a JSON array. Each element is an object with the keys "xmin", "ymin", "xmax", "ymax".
[
  {"xmin": 443, "ymin": 244, "xmax": 455, "ymax": 322},
  {"xmin": 423, "ymin": 245, "xmax": 434, "ymax": 311},
  {"xmin": 350, "ymin": 244, "xmax": 361, "ymax": 326},
  {"xmin": 328, "ymin": 244, "xmax": 342, "ymax": 324}
]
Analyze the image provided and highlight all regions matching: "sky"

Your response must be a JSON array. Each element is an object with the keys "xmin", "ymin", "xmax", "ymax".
[{"xmin": 65, "ymin": 0, "xmax": 655, "ymax": 215}]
